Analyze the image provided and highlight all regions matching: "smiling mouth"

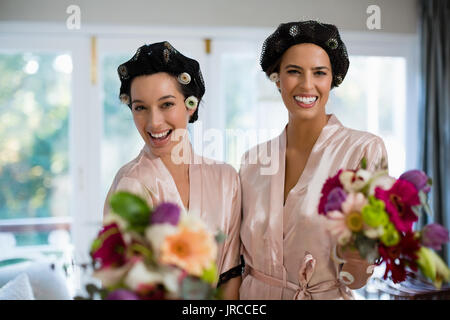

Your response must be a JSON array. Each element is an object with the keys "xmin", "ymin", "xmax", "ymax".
[
  {"xmin": 148, "ymin": 129, "xmax": 172, "ymax": 140},
  {"xmin": 294, "ymin": 95, "xmax": 318, "ymax": 103},
  {"xmin": 294, "ymin": 95, "xmax": 318, "ymax": 108}
]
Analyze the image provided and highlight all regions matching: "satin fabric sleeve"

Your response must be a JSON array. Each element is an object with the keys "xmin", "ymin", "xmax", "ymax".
[
  {"xmin": 342, "ymin": 135, "xmax": 389, "ymax": 289},
  {"xmin": 103, "ymin": 175, "xmax": 154, "ymax": 222},
  {"xmin": 219, "ymin": 171, "xmax": 242, "ymax": 277},
  {"xmin": 359, "ymin": 136, "xmax": 389, "ymax": 172}
]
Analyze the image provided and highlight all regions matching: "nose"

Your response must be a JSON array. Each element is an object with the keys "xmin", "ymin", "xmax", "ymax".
[
  {"xmin": 148, "ymin": 107, "xmax": 164, "ymax": 129},
  {"xmin": 300, "ymin": 72, "xmax": 314, "ymax": 90}
]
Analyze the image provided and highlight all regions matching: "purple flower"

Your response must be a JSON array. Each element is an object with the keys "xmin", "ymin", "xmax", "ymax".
[
  {"xmin": 150, "ymin": 202, "xmax": 181, "ymax": 226},
  {"xmin": 324, "ymin": 187, "xmax": 347, "ymax": 213},
  {"xmin": 421, "ymin": 223, "xmax": 450, "ymax": 251},
  {"xmin": 399, "ymin": 170, "xmax": 431, "ymax": 194},
  {"xmin": 106, "ymin": 289, "xmax": 139, "ymax": 300}
]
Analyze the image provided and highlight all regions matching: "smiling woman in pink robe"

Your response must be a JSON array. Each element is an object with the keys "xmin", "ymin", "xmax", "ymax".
[
  {"xmin": 239, "ymin": 115, "xmax": 387, "ymax": 299},
  {"xmin": 239, "ymin": 20, "xmax": 389, "ymax": 299},
  {"xmin": 103, "ymin": 41, "xmax": 242, "ymax": 299}
]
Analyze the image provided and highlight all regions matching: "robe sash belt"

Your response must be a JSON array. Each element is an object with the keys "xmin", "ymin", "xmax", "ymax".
[{"xmin": 247, "ymin": 252, "xmax": 353, "ymax": 299}]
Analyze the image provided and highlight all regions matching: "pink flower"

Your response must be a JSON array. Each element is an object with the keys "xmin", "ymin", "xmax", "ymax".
[
  {"xmin": 375, "ymin": 179, "xmax": 420, "ymax": 233},
  {"xmin": 319, "ymin": 170, "xmax": 344, "ymax": 215},
  {"xmin": 91, "ymin": 223, "xmax": 127, "ymax": 269},
  {"xmin": 326, "ymin": 193, "xmax": 367, "ymax": 245}
]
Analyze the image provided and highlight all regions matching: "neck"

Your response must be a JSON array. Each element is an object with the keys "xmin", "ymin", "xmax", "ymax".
[
  {"xmin": 286, "ymin": 113, "xmax": 330, "ymax": 151},
  {"xmin": 159, "ymin": 139, "xmax": 192, "ymax": 177}
]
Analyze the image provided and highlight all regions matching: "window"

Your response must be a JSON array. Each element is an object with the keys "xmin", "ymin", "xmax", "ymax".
[
  {"xmin": 101, "ymin": 53, "xmax": 143, "ymax": 201},
  {"xmin": 0, "ymin": 51, "xmax": 72, "ymax": 255},
  {"xmin": 328, "ymin": 55, "xmax": 407, "ymax": 177}
]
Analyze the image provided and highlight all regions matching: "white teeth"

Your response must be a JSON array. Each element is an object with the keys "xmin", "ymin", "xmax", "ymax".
[
  {"xmin": 150, "ymin": 130, "xmax": 170, "ymax": 138},
  {"xmin": 295, "ymin": 96, "xmax": 317, "ymax": 104}
]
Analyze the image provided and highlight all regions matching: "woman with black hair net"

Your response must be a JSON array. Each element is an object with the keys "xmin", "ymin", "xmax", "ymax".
[
  {"xmin": 239, "ymin": 21, "xmax": 388, "ymax": 299},
  {"xmin": 104, "ymin": 42, "xmax": 242, "ymax": 299}
]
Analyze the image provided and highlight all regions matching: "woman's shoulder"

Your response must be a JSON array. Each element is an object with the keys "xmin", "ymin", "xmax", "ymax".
[
  {"xmin": 337, "ymin": 123, "xmax": 386, "ymax": 149},
  {"xmin": 111, "ymin": 149, "xmax": 149, "ymax": 184}
]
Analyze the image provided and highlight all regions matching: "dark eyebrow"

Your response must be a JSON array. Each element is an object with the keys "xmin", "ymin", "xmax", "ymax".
[
  {"xmin": 158, "ymin": 95, "xmax": 176, "ymax": 101},
  {"xmin": 131, "ymin": 99, "xmax": 144, "ymax": 105},
  {"xmin": 131, "ymin": 95, "xmax": 176, "ymax": 105},
  {"xmin": 284, "ymin": 64, "xmax": 330, "ymax": 71}
]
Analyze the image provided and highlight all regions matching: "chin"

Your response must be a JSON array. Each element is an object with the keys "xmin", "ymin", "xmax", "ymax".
[{"xmin": 289, "ymin": 106, "xmax": 322, "ymax": 121}]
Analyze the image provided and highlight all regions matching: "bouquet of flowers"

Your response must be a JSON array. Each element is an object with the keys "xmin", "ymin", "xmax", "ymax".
[
  {"xmin": 77, "ymin": 191, "xmax": 221, "ymax": 300},
  {"xmin": 318, "ymin": 159, "xmax": 450, "ymax": 288}
]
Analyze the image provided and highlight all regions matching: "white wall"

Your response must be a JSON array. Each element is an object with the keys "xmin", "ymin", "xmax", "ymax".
[{"xmin": 0, "ymin": 0, "xmax": 418, "ymax": 34}]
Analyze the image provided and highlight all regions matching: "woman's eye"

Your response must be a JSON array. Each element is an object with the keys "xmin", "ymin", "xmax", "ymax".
[
  {"xmin": 133, "ymin": 105, "xmax": 145, "ymax": 111},
  {"xmin": 315, "ymin": 71, "xmax": 327, "ymax": 76},
  {"xmin": 287, "ymin": 69, "xmax": 300, "ymax": 74},
  {"xmin": 161, "ymin": 102, "xmax": 174, "ymax": 109}
]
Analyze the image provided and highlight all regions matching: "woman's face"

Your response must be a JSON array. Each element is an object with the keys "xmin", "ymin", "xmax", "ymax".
[
  {"xmin": 277, "ymin": 43, "xmax": 333, "ymax": 121},
  {"xmin": 130, "ymin": 72, "xmax": 195, "ymax": 157}
]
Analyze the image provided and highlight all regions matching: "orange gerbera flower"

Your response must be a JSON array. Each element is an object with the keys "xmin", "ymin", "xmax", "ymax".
[{"xmin": 160, "ymin": 226, "xmax": 217, "ymax": 276}]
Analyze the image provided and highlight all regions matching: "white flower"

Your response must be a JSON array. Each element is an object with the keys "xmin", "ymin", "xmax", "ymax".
[
  {"xmin": 363, "ymin": 225, "xmax": 385, "ymax": 239},
  {"xmin": 124, "ymin": 260, "xmax": 163, "ymax": 290},
  {"xmin": 119, "ymin": 93, "xmax": 130, "ymax": 105},
  {"xmin": 159, "ymin": 266, "xmax": 182, "ymax": 295},
  {"xmin": 92, "ymin": 261, "xmax": 134, "ymax": 287},
  {"xmin": 184, "ymin": 96, "xmax": 198, "ymax": 110},
  {"xmin": 178, "ymin": 210, "xmax": 208, "ymax": 232},
  {"xmin": 269, "ymin": 72, "xmax": 279, "ymax": 82},
  {"xmin": 124, "ymin": 260, "xmax": 182, "ymax": 295},
  {"xmin": 367, "ymin": 170, "xmax": 395, "ymax": 195},
  {"xmin": 145, "ymin": 223, "xmax": 178, "ymax": 257},
  {"xmin": 339, "ymin": 169, "xmax": 371, "ymax": 193},
  {"xmin": 177, "ymin": 72, "xmax": 191, "ymax": 85}
]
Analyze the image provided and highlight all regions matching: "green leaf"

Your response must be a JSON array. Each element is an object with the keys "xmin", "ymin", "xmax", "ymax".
[
  {"xmin": 129, "ymin": 243, "xmax": 153, "ymax": 261},
  {"xmin": 200, "ymin": 263, "xmax": 218, "ymax": 284},
  {"xmin": 180, "ymin": 276, "xmax": 215, "ymax": 300},
  {"xmin": 360, "ymin": 157, "xmax": 367, "ymax": 170},
  {"xmin": 109, "ymin": 191, "xmax": 151, "ymax": 233},
  {"xmin": 90, "ymin": 238, "xmax": 102, "ymax": 253},
  {"xmin": 215, "ymin": 230, "xmax": 227, "ymax": 244},
  {"xmin": 85, "ymin": 283, "xmax": 101, "ymax": 299},
  {"xmin": 412, "ymin": 205, "xmax": 421, "ymax": 217},
  {"xmin": 419, "ymin": 191, "xmax": 433, "ymax": 217},
  {"xmin": 355, "ymin": 233, "xmax": 379, "ymax": 263}
]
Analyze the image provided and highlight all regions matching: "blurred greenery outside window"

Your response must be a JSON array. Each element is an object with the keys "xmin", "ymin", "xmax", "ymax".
[
  {"xmin": 101, "ymin": 54, "xmax": 143, "ymax": 201},
  {"xmin": 0, "ymin": 52, "xmax": 72, "ymax": 251}
]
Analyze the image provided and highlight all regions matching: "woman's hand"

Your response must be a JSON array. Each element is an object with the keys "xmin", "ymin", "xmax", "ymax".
[
  {"xmin": 220, "ymin": 276, "xmax": 241, "ymax": 300},
  {"xmin": 337, "ymin": 245, "xmax": 374, "ymax": 290}
]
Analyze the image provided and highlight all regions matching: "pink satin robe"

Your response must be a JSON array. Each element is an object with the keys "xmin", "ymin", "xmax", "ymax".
[
  {"xmin": 103, "ymin": 145, "xmax": 242, "ymax": 278},
  {"xmin": 239, "ymin": 114, "xmax": 388, "ymax": 300}
]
